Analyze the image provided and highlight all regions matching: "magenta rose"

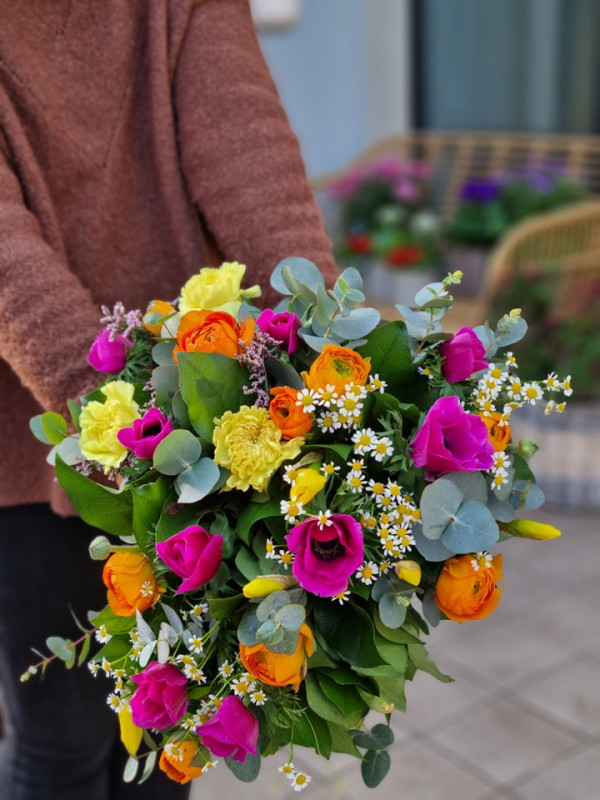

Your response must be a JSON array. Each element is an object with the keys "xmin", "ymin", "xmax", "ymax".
[
  {"xmin": 155, "ymin": 525, "xmax": 223, "ymax": 593},
  {"xmin": 87, "ymin": 329, "xmax": 133, "ymax": 373},
  {"xmin": 285, "ymin": 513, "xmax": 363, "ymax": 597},
  {"xmin": 117, "ymin": 408, "xmax": 174, "ymax": 460},
  {"xmin": 409, "ymin": 395, "xmax": 495, "ymax": 478},
  {"xmin": 130, "ymin": 662, "xmax": 188, "ymax": 730},
  {"xmin": 439, "ymin": 327, "xmax": 488, "ymax": 383},
  {"xmin": 256, "ymin": 309, "xmax": 302, "ymax": 355},
  {"xmin": 196, "ymin": 695, "xmax": 258, "ymax": 762}
]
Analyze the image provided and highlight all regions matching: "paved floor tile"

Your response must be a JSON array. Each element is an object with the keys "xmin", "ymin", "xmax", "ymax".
[{"xmin": 515, "ymin": 743, "xmax": 600, "ymax": 800}]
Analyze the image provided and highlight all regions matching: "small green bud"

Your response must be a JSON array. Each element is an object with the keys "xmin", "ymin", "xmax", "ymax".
[
  {"xmin": 89, "ymin": 535, "xmax": 114, "ymax": 560},
  {"xmin": 518, "ymin": 438, "xmax": 539, "ymax": 460}
]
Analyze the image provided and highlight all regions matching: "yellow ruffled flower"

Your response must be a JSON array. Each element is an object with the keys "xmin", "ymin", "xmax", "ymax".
[
  {"xmin": 213, "ymin": 406, "xmax": 303, "ymax": 492},
  {"xmin": 507, "ymin": 519, "xmax": 562, "ymax": 540},
  {"xmin": 118, "ymin": 705, "xmax": 143, "ymax": 756},
  {"xmin": 179, "ymin": 262, "xmax": 261, "ymax": 317},
  {"xmin": 243, "ymin": 574, "xmax": 299, "ymax": 598},
  {"xmin": 79, "ymin": 381, "xmax": 140, "ymax": 472},
  {"xmin": 290, "ymin": 468, "xmax": 327, "ymax": 505}
]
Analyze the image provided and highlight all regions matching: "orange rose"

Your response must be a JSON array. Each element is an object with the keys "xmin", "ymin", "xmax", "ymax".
[
  {"xmin": 269, "ymin": 386, "xmax": 313, "ymax": 439},
  {"xmin": 102, "ymin": 551, "xmax": 160, "ymax": 617},
  {"xmin": 302, "ymin": 345, "xmax": 370, "ymax": 394},
  {"xmin": 239, "ymin": 622, "xmax": 314, "ymax": 692},
  {"xmin": 159, "ymin": 740, "xmax": 204, "ymax": 784},
  {"xmin": 173, "ymin": 310, "xmax": 255, "ymax": 362},
  {"xmin": 480, "ymin": 412, "xmax": 511, "ymax": 452},
  {"xmin": 435, "ymin": 553, "xmax": 502, "ymax": 622},
  {"xmin": 143, "ymin": 299, "xmax": 177, "ymax": 335}
]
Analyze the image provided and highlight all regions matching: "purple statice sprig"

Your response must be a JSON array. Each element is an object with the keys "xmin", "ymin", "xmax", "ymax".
[
  {"xmin": 100, "ymin": 302, "xmax": 144, "ymax": 341},
  {"xmin": 236, "ymin": 327, "xmax": 281, "ymax": 408}
]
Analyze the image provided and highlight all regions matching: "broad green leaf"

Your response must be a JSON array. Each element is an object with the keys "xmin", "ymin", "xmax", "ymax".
[
  {"xmin": 235, "ymin": 545, "xmax": 261, "ymax": 581},
  {"xmin": 305, "ymin": 673, "xmax": 359, "ymax": 728},
  {"xmin": 327, "ymin": 722, "xmax": 362, "ymax": 757},
  {"xmin": 264, "ymin": 356, "xmax": 304, "ymax": 391},
  {"xmin": 313, "ymin": 601, "xmax": 383, "ymax": 668},
  {"xmin": 130, "ymin": 475, "xmax": 172, "ymax": 549},
  {"xmin": 178, "ymin": 352, "xmax": 248, "ymax": 442},
  {"xmin": 55, "ymin": 456, "xmax": 133, "ymax": 537},
  {"xmin": 361, "ymin": 749, "xmax": 391, "ymax": 788},
  {"xmin": 152, "ymin": 429, "xmax": 201, "ymax": 476},
  {"xmin": 407, "ymin": 643, "xmax": 453, "ymax": 683},
  {"xmin": 373, "ymin": 675, "xmax": 407, "ymax": 711},
  {"xmin": 89, "ymin": 606, "xmax": 136, "ymax": 635},
  {"xmin": 225, "ymin": 753, "xmax": 261, "ymax": 782},
  {"xmin": 420, "ymin": 478, "xmax": 463, "ymax": 540},
  {"xmin": 237, "ymin": 497, "xmax": 283, "ymax": 545},
  {"xmin": 317, "ymin": 673, "xmax": 367, "ymax": 719},
  {"xmin": 374, "ymin": 636, "xmax": 408, "ymax": 673},
  {"xmin": 174, "ymin": 457, "xmax": 221, "ymax": 503},
  {"xmin": 351, "ymin": 724, "xmax": 394, "ymax": 750},
  {"xmin": 441, "ymin": 500, "xmax": 499, "ymax": 553},
  {"xmin": 357, "ymin": 320, "xmax": 415, "ymax": 396},
  {"xmin": 291, "ymin": 710, "xmax": 332, "ymax": 758}
]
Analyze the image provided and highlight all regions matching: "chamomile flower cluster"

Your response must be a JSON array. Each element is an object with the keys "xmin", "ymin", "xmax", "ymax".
[
  {"xmin": 279, "ymin": 762, "xmax": 311, "ymax": 792},
  {"xmin": 297, "ymin": 375, "xmax": 387, "ymax": 434}
]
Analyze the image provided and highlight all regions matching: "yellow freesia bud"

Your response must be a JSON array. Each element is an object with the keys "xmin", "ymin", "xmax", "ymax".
[
  {"xmin": 393, "ymin": 560, "xmax": 422, "ymax": 586},
  {"xmin": 507, "ymin": 519, "xmax": 561, "ymax": 540},
  {"xmin": 290, "ymin": 468, "xmax": 327, "ymax": 505},
  {"xmin": 243, "ymin": 574, "xmax": 299, "ymax": 598},
  {"xmin": 119, "ymin": 705, "xmax": 143, "ymax": 756}
]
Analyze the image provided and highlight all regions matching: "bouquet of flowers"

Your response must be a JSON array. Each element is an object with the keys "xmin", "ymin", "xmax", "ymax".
[{"xmin": 28, "ymin": 258, "xmax": 569, "ymax": 791}]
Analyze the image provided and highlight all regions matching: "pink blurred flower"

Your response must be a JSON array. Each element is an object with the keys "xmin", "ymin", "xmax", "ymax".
[
  {"xmin": 439, "ymin": 327, "xmax": 489, "ymax": 383},
  {"xmin": 130, "ymin": 662, "xmax": 188, "ymax": 729},
  {"xmin": 196, "ymin": 696, "xmax": 259, "ymax": 762}
]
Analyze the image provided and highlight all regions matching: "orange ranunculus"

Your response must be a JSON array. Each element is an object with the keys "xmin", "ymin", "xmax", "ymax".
[
  {"xmin": 480, "ymin": 412, "xmax": 511, "ymax": 452},
  {"xmin": 302, "ymin": 345, "xmax": 370, "ymax": 394},
  {"xmin": 143, "ymin": 299, "xmax": 177, "ymax": 335},
  {"xmin": 239, "ymin": 622, "xmax": 314, "ymax": 692},
  {"xmin": 173, "ymin": 310, "xmax": 255, "ymax": 362},
  {"xmin": 102, "ymin": 551, "xmax": 160, "ymax": 617},
  {"xmin": 159, "ymin": 740, "xmax": 204, "ymax": 784},
  {"xmin": 269, "ymin": 386, "xmax": 313, "ymax": 439},
  {"xmin": 435, "ymin": 553, "xmax": 502, "ymax": 622}
]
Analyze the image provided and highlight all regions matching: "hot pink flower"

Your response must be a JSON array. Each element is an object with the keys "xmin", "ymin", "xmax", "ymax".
[
  {"xmin": 155, "ymin": 525, "xmax": 223, "ymax": 593},
  {"xmin": 439, "ymin": 327, "xmax": 488, "ymax": 383},
  {"xmin": 409, "ymin": 396, "xmax": 494, "ymax": 478},
  {"xmin": 130, "ymin": 662, "xmax": 188, "ymax": 730},
  {"xmin": 117, "ymin": 408, "xmax": 174, "ymax": 460},
  {"xmin": 88, "ymin": 329, "xmax": 133, "ymax": 373},
  {"xmin": 196, "ymin": 695, "xmax": 258, "ymax": 762},
  {"xmin": 256, "ymin": 309, "xmax": 302, "ymax": 355},
  {"xmin": 285, "ymin": 514, "xmax": 363, "ymax": 597}
]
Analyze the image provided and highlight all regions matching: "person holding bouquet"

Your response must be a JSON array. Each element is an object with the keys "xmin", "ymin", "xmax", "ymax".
[{"xmin": 0, "ymin": 1, "xmax": 336, "ymax": 798}]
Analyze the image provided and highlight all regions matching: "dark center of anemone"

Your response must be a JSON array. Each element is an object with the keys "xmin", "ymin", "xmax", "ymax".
[
  {"xmin": 311, "ymin": 537, "xmax": 345, "ymax": 561},
  {"xmin": 142, "ymin": 424, "xmax": 162, "ymax": 438}
]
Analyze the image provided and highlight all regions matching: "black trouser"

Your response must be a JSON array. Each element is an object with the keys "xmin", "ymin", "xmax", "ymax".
[{"xmin": 0, "ymin": 504, "xmax": 190, "ymax": 800}]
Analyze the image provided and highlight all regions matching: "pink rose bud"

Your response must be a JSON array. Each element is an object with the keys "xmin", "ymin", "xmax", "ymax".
[
  {"xmin": 196, "ymin": 695, "xmax": 258, "ymax": 762},
  {"xmin": 256, "ymin": 309, "xmax": 302, "ymax": 355},
  {"xmin": 88, "ymin": 329, "xmax": 133, "ymax": 373},
  {"xmin": 117, "ymin": 408, "xmax": 174, "ymax": 460},
  {"xmin": 155, "ymin": 525, "xmax": 223, "ymax": 593},
  {"xmin": 285, "ymin": 513, "xmax": 364, "ymax": 597},
  {"xmin": 409, "ymin": 395, "xmax": 494, "ymax": 478},
  {"xmin": 439, "ymin": 327, "xmax": 489, "ymax": 383},
  {"xmin": 130, "ymin": 662, "xmax": 188, "ymax": 729}
]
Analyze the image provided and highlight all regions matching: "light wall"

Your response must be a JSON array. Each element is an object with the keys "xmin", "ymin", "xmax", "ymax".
[{"xmin": 257, "ymin": 0, "xmax": 412, "ymax": 178}]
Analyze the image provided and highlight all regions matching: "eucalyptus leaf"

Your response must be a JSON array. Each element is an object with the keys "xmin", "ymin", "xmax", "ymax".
[
  {"xmin": 361, "ymin": 749, "xmax": 391, "ymax": 788},
  {"xmin": 47, "ymin": 436, "xmax": 83, "ymax": 467},
  {"xmin": 174, "ymin": 457, "xmax": 221, "ymax": 503},
  {"xmin": 152, "ymin": 429, "xmax": 201, "ymax": 476},
  {"xmin": 441, "ymin": 500, "xmax": 499, "ymax": 553},
  {"xmin": 420, "ymin": 479, "xmax": 463, "ymax": 540},
  {"xmin": 152, "ymin": 341, "xmax": 176, "ymax": 366},
  {"xmin": 270, "ymin": 257, "xmax": 323, "ymax": 295},
  {"xmin": 378, "ymin": 593, "xmax": 408, "ymax": 629},
  {"xmin": 30, "ymin": 411, "xmax": 67, "ymax": 445},
  {"xmin": 421, "ymin": 588, "xmax": 441, "ymax": 627},
  {"xmin": 274, "ymin": 603, "xmax": 305, "ymax": 631},
  {"xmin": 123, "ymin": 755, "xmax": 139, "ymax": 783},
  {"xmin": 225, "ymin": 753, "xmax": 261, "ymax": 782},
  {"xmin": 329, "ymin": 307, "xmax": 381, "ymax": 340},
  {"xmin": 152, "ymin": 365, "xmax": 179, "ymax": 406},
  {"xmin": 412, "ymin": 523, "xmax": 456, "ymax": 561},
  {"xmin": 256, "ymin": 590, "xmax": 292, "ymax": 622},
  {"xmin": 442, "ymin": 471, "xmax": 488, "ymax": 503}
]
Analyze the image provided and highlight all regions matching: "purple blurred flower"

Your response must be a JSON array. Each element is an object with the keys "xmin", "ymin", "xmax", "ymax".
[
  {"xmin": 196, "ymin": 696, "xmax": 259, "ymax": 762},
  {"xmin": 117, "ymin": 408, "xmax": 174, "ymax": 460},
  {"xmin": 460, "ymin": 178, "xmax": 501, "ymax": 204},
  {"xmin": 409, "ymin": 396, "xmax": 495, "ymax": 479},
  {"xmin": 130, "ymin": 662, "xmax": 188, "ymax": 729},
  {"xmin": 88, "ymin": 329, "xmax": 133, "ymax": 373}
]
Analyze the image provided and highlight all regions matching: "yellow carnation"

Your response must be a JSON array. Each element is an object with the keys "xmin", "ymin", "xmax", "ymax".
[
  {"xmin": 79, "ymin": 381, "xmax": 140, "ymax": 472},
  {"xmin": 179, "ymin": 261, "xmax": 261, "ymax": 317},
  {"xmin": 213, "ymin": 406, "xmax": 303, "ymax": 492}
]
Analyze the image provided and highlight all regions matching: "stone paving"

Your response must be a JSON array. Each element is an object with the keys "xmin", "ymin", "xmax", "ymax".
[{"xmin": 193, "ymin": 507, "xmax": 600, "ymax": 800}]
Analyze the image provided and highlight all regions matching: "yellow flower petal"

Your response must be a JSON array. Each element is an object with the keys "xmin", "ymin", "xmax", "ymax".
[
  {"xmin": 243, "ymin": 575, "xmax": 298, "ymax": 598},
  {"xmin": 290, "ymin": 468, "xmax": 327, "ymax": 505},
  {"xmin": 393, "ymin": 560, "xmax": 422, "ymax": 586},
  {"xmin": 119, "ymin": 705, "xmax": 143, "ymax": 756}
]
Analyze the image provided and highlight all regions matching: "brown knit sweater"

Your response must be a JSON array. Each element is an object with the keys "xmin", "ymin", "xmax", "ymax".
[{"xmin": 0, "ymin": 0, "xmax": 337, "ymax": 514}]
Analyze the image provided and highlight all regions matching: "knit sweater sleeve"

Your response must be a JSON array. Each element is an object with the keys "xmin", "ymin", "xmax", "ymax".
[
  {"xmin": 173, "ymin": 0, "xmax": 338, "ymax": 300},
  {"xmin": 0, "ymin": 146, "xmax": 100, "ymax": 413}
]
